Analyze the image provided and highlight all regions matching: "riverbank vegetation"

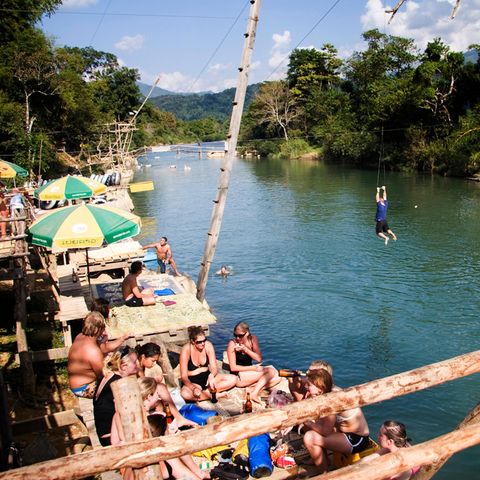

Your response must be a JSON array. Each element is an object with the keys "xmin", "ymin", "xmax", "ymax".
[
  {"xmin": 241, "ymin": 31, "xmax": 480, "ymax": 177},
  {"xmin": 1, "ymin": 3, "xmax": 479, "ymax": 177},
  {"xmin": 0, "ymin": 2, "xmax": 227, "ymax": 176}
]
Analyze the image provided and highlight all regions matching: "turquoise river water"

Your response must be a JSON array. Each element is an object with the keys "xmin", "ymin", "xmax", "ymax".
[{"xmin": 133, "ymin": 147, "xmax": 480, "ymax": 478}]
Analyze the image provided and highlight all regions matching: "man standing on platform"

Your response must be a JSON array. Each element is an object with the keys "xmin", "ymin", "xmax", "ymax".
[{"xmin": 142, "ymin": 236, "xmax": 181, "ymax": 276}]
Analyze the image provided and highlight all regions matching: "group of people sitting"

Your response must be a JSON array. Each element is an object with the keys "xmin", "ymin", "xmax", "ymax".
[{"xmin": 67, "ymin": 305, "xmax": 415, "ymax": 479}]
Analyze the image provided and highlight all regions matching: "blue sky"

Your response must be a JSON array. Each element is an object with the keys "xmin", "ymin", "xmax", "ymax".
[{"xmin": 40, "ymin": 0, "xmax": 480, "ymax": 93}]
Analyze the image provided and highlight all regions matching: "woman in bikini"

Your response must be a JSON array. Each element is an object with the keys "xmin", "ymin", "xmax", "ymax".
[
  {"xmin": 302, "ymin": 369, "xmax": 370, "ymax": 473},
  {"xmin": 226, "ymin": 321, "xmax": 280, "ymax": 404},
  {"xmin": 180, "ymin": 326, "xmax": 236, "ymax": 402}
]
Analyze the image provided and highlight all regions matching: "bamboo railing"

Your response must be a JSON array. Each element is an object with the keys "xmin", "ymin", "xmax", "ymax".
[{"xmin": 2, "ymin": 350, "xmax": 480, "ymax": 480}]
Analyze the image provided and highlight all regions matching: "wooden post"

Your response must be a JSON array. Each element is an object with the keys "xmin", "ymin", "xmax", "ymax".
[
  {"xmin": 0, "ymin": 372, "xmax": 12, "ymax": 470},
  {"xmin": 3, "ymin": 349, "xmax": 480, "ymax": 480},
  {"xmin": 414, "ymin": 402, "xmax": 480, "ymax": 480},
  {"xmin": 14, "ymin": 213, "xmax": 35, "ymax": 397},
  {"xmin": 157, "ymin": 341, "xmax": 178, "ymax": 388},
  {"xmin": 196, "ymin": 0, "xmax": 263, "ymax": 302},
  {"xmin": 111, "ymin": 377, "xmax": 161, "ymax": 480}
]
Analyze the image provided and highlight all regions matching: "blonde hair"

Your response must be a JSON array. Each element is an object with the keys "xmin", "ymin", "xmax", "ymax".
[
  {"xmin": 309, "ymin": 360, "xmax": 333, "ymax": 376},
  {"xmin": 82, "ymin": 311, "xmax": 105, "ymax": 337},
  {"xmin": 138, "ymin": 377, "xmax": 157, "ymax": 400},
  {"xmin": 107, "ymin": 346, "xmax": 137, "ymax": 372},
  {"xmin": 233, "ymin": 321, "xmax": 250, "ymax": 334}
]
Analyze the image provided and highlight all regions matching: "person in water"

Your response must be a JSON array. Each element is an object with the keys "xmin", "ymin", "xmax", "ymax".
[
  {"xmin": 122, "ymin": 261, "xmax": 156, "ymax": 307},
  {"xmin": 364, "ymin": 420, "xmax": 419, "ymax": 479},
  {"xmin": 375, "ymin": 186, "xmax": 397, "ymax": 245},
  {"xmin": 303, "ymin": 369, "xmax": 370, "ymax": 473},
  {"xmin": 180, "ymin": 326, "xmax": 237, "ymax": 402}
]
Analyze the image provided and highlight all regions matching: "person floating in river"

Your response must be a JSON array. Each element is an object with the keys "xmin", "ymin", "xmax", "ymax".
[
  {"xmin": 122, "ymin": 261, "xmax": 156, "ymax": 307},
  {"xmin": 375, "ymin": 186, "xmax": 397, "ymax": 245}
]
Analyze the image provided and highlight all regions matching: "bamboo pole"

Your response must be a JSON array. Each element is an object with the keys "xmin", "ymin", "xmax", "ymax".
[
  {"xmin": 414, "ymin": 402, "xmax": 480, "ymax": 480},
  {"xmin": 196, "ymin": 0, "xmax": 263, "ymax": 302},
  {"xmin": 314, "ymin": 423, "xmax": 480, "ymax": 480},
  {"xmin": 111, "ymin": 377, "xmax": 161, "ymax": 480},
  {"xmin": 2, "ymin": 350, "xmax": 480, "ymax": 480}
]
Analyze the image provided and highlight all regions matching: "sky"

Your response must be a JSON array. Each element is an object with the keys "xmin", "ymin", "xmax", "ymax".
[{"xmin": 40, "ymin": 0, "xmax": 480, "ymax": 93}]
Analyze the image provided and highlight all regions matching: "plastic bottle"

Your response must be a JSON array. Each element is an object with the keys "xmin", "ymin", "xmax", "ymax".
[{"xmin": 244, "ymin": 392, "xmax": 252, "ymax": 413}]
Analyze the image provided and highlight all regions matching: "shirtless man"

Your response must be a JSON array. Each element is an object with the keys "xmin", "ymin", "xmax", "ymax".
[
  {"xmin": 122, "ymin": 261, "xmax": 156, "ymax": 307},
  {"xmin": 67, "ymin": 311, "xmax": 107, "ymax": 398},
  {"xmin": 143, "ymin": 236, "xmax": 180, "ymax": 276}
]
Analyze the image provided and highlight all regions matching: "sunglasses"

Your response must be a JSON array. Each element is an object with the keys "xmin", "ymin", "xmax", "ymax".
[
  {"xmin": 234, "ymin": 332, "xmax": 247, "ymax": 338},
  {"xmin": 195, "ymin": 339, "xmax": 207, "ymax": 345},
  {"xmin": 119, "ymin": 345, "xmax": 132, "ymax": 358}
]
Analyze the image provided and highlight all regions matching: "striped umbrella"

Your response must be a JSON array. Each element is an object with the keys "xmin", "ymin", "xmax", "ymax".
[
  {"xmin": 27, "ymin": 203, "xmax": 141, "ymax": 250},
  {"xmin": 34, "ymin": 175, "xmax": 107, "ymax": 201},
  {"xmin": 0, "ymin": 159, "xmax": 28, "ymax": 179}
]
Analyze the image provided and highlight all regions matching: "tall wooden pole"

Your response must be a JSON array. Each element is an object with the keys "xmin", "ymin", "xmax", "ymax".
[{"xmin": 196, "ymin": 0, "xmax": 263, "ymax": 302}]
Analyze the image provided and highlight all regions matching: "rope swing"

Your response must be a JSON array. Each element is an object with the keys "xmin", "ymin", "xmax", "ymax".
[{"xmin": 376, "ymin": 125, "xmax": 386, "ymax": 187}]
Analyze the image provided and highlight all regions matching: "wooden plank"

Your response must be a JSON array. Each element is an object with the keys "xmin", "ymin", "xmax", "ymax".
[
  {"xmin": 12, "ymin": 410, "xmax": 78, "ymax": 436},
  {"xmin": 14, "ymin": 347, "xmax": 69, "ymax": 363}
]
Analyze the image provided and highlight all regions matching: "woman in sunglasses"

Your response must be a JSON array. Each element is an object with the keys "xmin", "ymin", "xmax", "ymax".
[
  {"xmin": 93, "ymin": 346, "xmax": 139, "ymax": 446},
  {"xmin": 226, "ymin": 321, "xmax": 280, "ymax": 404},
  {"xmin": 180, "ymin": 326, "xmax": 236, "ymax": 402}
]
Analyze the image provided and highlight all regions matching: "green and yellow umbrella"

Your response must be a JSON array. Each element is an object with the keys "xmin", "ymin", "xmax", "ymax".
[
  {"xmin": 27, "ymin": 203, "xmax": 141, "ymax": 250},
  {"xmin": 0, "ymin": 159, "xmax": 28, "ymax": 179},
  {"xmin": 34, "ymin": 175, "xmax": 107, "ymax": 201}
]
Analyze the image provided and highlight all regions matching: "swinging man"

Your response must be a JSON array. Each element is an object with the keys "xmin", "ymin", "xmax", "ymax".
[{"xmin": 375, "ymin": 186, "xmax": 397, "ymax": 245}]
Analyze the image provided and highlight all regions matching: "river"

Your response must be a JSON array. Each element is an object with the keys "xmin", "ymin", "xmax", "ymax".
[{"xmin": 133, "ymin": 147, "xmax": 480, "ymax": 478}]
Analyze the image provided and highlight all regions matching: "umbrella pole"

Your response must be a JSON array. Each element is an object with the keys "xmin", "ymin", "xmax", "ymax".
[{"xmin": 85, "ymin": 248, "xmax": 93, "ymax": 300}]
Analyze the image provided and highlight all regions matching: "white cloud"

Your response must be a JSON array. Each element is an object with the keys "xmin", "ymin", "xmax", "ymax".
[
  {"xmin": 115, "ymin": 34, "xmax": 145, "ymax": 52},
  {"xmin": 61, "ymin": 0, "xmax": 99, "ymax": 7},
  {"xmin": 268, "ymin": 30, "xmax": 291, "ymax": 80},
  {"xmin": 361, "ymin": 0, "xmax": 480, "ymax": 52},
  {"xmin": 208, "ymin": 63, "xmax": 231, "ymax": 73}
]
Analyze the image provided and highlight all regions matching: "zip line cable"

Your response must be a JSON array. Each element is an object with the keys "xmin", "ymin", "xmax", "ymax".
[
  {"xmin": 89, "ymin": 0, "xmax": 112, "ymax": 44},
  {"xmin": 266, "ymin": 0, "xmax": 343, "ymax": 81},
  {"xmin": 376, "ymin": 126, "xmax": 386, "ymax": 187},
  {"xmin": 185, "ymin": 0, "xmax": 250, "ymax": 93}
]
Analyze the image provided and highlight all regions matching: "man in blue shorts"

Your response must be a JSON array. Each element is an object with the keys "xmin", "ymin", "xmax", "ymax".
[{"xmin": 375, "ymin": 186, "xmax": 397, "ymax": 245}]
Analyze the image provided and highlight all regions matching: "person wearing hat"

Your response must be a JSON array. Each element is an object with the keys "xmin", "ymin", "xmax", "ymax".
[{"xmin": 122, "ymin": 261, "xmax": 156, "ymax": 307}]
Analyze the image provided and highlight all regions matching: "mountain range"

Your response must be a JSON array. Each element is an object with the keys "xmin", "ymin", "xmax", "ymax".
[{"xmin": 138, "ymin": 82, "xmax": 260, "ymax": 122}]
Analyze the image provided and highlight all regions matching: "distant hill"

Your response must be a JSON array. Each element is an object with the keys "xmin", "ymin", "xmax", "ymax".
[
  {"xmin": 137, "ymin": 82, "xmax": 173, "ymax": 97},
  {"xmin": 148, "ymin": 83, "xmax": 261, "ymax": 122},
  {"xmin": 464, "ymin": 49, "xmax": 479, "ymax": 64}
]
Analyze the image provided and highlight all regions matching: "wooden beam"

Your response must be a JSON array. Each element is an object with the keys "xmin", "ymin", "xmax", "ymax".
[
  {"xmin": 315, "ymin": 423, "xmax": 480, "ymax": 480},
  {"xmin": 12, "ymin": 410, "xmax": 78, "ymax": 436},
  {"xmin": 414, "ymin": 402, "xmax": 480, "ymax": 480},
  {"xmin": 14, "ymin": 347, "xmax": 69, "ymax": 364},
  {"xmin": 2, "ymin": 349, "xmax": 480, "ymax": 480}
]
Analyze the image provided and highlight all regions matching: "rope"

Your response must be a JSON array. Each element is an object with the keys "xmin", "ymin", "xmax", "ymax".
[{"xmin": 377, "ymin": 125, "xmax": 385, "ymax": 187}]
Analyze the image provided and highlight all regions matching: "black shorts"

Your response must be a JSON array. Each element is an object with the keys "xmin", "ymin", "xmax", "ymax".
[
  {"xmin": 375, "ymin": 219, "xmax": 389, "ymax": 235},
  {"xmin": 344, "ymin": 433, "xmax": 369, "ymax": 454},
  {"xmin": 125, "ymin": 296, "xmax": 144, "ymax": 307}
]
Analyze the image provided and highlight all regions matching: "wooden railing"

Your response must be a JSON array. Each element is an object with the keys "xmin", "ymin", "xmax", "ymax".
[{"xmin": 2, "ymin": 350, "xmax": 480, "ymax": 480}]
